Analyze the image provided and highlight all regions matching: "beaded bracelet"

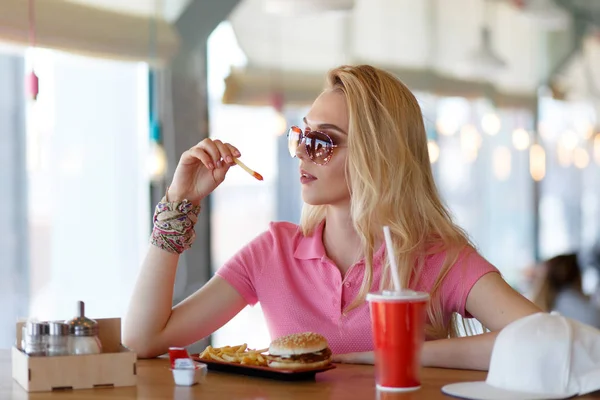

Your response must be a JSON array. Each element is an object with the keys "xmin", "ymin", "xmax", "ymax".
[{"xmin": 150, "ymin": 195, "xmax": 201, "ymax": 254}]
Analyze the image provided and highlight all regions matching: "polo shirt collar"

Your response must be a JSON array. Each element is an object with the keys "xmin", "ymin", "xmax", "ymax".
[
  {"xmin": 294, "ymin": 220, "xmax": 387, "ymax": 263},
  {"xmin": 294, "ymin": 220, "xmax": 326, "ymax": 260}
]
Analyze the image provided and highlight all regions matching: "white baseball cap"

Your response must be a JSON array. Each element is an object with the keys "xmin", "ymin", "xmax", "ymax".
[{"xmin": 441, "ymin": 312, "xmax": 600, "ymax": 399}]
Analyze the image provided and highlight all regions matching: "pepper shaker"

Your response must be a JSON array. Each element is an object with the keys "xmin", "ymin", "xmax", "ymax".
[
  {"xmin": 22, "ymin": 321, "xmax": 48, "ymax": 357},
  {"xmin": 65, "ymin": 301, "xmax": 102, "ymax": 355},
  {"xmin": 47, "ymin": 321, "xmax": 70, "ymax": 356}
]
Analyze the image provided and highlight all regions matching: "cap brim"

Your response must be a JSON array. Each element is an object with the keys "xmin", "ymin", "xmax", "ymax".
[{"xmin": 441, "ymin": 381, "xmax": 577, "ymax": 400}]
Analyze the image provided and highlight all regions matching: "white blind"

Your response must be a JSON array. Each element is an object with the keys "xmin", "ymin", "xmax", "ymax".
[{"xmin": 0, "ymin": 0, "xmax": 179, "ymax": 63}]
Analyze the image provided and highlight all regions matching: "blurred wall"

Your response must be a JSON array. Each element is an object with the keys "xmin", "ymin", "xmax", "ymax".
[{"xmin": 0, "ymin": 53, "xmax": 28, "ymax": 348}]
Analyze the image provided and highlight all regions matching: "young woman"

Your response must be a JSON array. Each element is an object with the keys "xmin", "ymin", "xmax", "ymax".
[{"xmin": 123, "ymin": 65, "xmax": 540, "ymax": 371}]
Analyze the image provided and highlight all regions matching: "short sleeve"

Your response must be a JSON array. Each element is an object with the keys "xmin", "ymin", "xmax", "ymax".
[
  {"xmin": 215, "ymin": 228, "xmax": 275, "ymax": 306},
  {"xmin": 442, "ymin": 247, "xmax": 501, "ymax": 318}
]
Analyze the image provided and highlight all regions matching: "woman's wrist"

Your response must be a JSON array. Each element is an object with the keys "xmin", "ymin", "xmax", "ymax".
[
  {"xmin": 150, "ymin": 195, "xmax": 201, "ymax": 254},
  {"xmin": 166, "ymin": 187, "xmax": 201, "ymax": 205},
  {"xmin": 420, "ymin": 341, "xmax": 432, "ymax": 367}
]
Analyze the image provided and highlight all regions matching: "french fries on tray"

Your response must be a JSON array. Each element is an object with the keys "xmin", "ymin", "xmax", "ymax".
[
  {"xmin": 196, "ymin": 333, "xmax": 333, "ymax": 371},
  {"xmin": 198, "ymin": 344, "xmax": 269, "ymax": 367}
]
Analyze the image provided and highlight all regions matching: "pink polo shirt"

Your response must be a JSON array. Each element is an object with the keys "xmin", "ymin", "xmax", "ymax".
[{"xmin": 216, "ymin": 221, "xmax": 499, "ymax": 355}]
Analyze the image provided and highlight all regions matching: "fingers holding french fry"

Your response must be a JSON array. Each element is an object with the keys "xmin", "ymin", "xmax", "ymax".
[{"xmin": 197, "ymin": 343, "xmax": 269, "ymax": 367}]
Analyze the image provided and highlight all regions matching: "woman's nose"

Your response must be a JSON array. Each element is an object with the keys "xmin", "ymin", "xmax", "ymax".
[{"xmin": 295, "ymin": 135, "xmax": 308, "ymax": 160}]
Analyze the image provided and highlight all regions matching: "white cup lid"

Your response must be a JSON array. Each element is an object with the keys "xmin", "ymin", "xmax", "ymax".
[{"xmin": 366, "ymin": 290, "xmax": 429, "ymax": 302}]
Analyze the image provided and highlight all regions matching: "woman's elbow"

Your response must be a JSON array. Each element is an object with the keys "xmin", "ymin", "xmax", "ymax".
[
  {"xmin": 135, "ymin": 348, "xmax": 162, "ymax": 359},
  {"xmin": 122, "ymin": 334, "xmax": 163, "ymax": 359}
]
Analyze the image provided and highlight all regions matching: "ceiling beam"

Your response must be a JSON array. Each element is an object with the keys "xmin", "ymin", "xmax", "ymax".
[
  {"xmin": 176, "ymin": 0, "xmax": 241, "ymax": 50},
  {"xmin": 0, "ymin": 0, "xmax": 179, "ymax": 63},
  {"xmin": 222, "ymin": 64, "xmax": 538, "ymax": 110}
]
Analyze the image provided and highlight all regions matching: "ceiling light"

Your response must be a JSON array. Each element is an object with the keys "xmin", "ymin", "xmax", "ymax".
[
  {"xmin": 466, "ymin": 27, "xmax": 507, "ymax": 79},
  {"xmin": 263, "ymin": 0, "xmax": 354, "ymax": 15}
]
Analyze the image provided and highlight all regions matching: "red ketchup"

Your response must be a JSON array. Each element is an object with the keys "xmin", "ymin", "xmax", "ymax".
[{"xmin": 169, "ymin": 347, "xmax": 195, "ymax": 369}]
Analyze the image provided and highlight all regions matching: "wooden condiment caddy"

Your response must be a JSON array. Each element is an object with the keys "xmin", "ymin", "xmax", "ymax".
[{"xmin": 12, "ymin": 318, "xmax": 137, "ymax": 392}]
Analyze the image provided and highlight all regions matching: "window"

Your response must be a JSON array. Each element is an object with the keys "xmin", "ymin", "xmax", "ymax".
[
  {"xmin": 24, "ymin": 50, "xmax": 150, "ymax": 323},
  {"xmin": 431, "ymin": 96, "xmax": 536, "ymax": 289}
]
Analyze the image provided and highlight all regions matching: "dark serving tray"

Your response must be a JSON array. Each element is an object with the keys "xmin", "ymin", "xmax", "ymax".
[{"xmin": 190, "ymin": 355, "xmax": 336, "ymax": 381}]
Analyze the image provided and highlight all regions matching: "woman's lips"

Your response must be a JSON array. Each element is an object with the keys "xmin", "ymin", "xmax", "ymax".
[{"xmin": 300, "ymin": 169, "xmax": 317, "ymax": 184}]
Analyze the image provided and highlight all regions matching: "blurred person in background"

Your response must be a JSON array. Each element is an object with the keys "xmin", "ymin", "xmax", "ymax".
[
  {"xmin": 530, "ymin": 253, "xmax": 600, "ymax": 328},
  {"xmin": 579, "ymin": 242, "xmax": 600, "ymax": 309}
]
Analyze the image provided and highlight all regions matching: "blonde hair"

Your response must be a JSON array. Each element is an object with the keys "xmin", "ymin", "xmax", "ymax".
[{"xmin": 300, "ymin": 65, "xmax": 473, "ymax": 339}]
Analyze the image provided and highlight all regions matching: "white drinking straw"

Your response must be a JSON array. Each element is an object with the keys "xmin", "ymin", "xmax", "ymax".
[{"xmin": 383, "ymin": 226, "xmax": 402, "ymax": 292}]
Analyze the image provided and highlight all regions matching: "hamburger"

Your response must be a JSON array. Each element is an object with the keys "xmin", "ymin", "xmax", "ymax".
[{"xmin": 267, "ymin": 332, "xmax": 332, "ymax": 370}]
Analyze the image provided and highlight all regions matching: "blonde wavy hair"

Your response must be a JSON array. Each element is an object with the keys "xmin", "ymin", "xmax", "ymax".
[{"xmin": 300, "ymin": 65, "xmax": 473, "ymax": 339}]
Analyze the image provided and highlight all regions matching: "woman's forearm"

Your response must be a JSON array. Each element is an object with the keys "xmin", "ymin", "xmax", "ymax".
[
  {"xmin": 122, "ymin": 245, "xmax": 249, "ymax": 359},
  {"xmin": 333, "ymin": 332, "xmax": 498, "ymax": 370},
  {"xmin": 421, "ymin": 332, "xmax": 497, "ymax": 370},
  {"xmin": 122, "ymin": 245, "xmax": 180, "ymax": 355}
]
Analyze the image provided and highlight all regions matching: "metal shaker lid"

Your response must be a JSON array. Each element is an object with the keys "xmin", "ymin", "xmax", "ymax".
[
  {"xmin": 65, "ymin": 301, "xmax": 99, "ymax": 336},
  {"xmin": 25, "ymin": 321, "xmax": 48, "ymax": 336},
  {"xmin": 48, "ymin": 321, "xmax": 70, "ymax": 336}
]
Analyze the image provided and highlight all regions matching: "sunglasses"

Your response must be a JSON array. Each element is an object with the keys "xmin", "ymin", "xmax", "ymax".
[{"xmin": 287, "ymin": 126, "xmax": 345, "ymax": 165}]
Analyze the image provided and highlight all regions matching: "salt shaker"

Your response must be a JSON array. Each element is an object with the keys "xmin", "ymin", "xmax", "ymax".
[
  {"xmin": 22, "ymin": 321, "xmax": 48, "ymax": 356},
  {"xmin": 65, "ymin": 301, "xmax": 102, "ymax": 355},
  {"xmin": 47, "ymin": 321, "xmax": 70, "ymax": 356}
]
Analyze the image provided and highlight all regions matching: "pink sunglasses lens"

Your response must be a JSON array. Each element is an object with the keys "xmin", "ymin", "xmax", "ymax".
[{"xmin": 304, "ymin": 130, "xmax": 333, "ymax": 164}]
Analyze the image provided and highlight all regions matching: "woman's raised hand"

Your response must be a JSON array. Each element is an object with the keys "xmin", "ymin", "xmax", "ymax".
[{"xmin": 167, "ymin": 138, "xmax": 241, "ymax": 204}]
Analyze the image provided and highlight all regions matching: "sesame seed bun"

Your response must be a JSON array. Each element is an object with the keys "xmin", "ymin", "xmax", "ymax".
[
  {"xmin": 267, "ymin": 332, "xmax": 332, "ymax": 370},
  {"xmin": 268, "ymin": 332, "xmax": 329, "ymax": 356}
]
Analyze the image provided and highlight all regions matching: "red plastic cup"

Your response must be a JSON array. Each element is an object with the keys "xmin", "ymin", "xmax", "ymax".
[{"xmin": 367, "ymin": 290, "xmax": 429, "ymax": 392}]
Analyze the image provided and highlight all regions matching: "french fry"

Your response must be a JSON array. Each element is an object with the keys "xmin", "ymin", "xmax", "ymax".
[
  {"xmin": 236, "ymin": 344, "xmax": 247, "ymax": 353},
  {"xmin": 199, "ymin": 346, "xmax": 212, "ymax": 359},
  {"xmin": 198, "ymin": 343, "xmax": 269, "ymax": 366},
  {"xmin": 209, "ymin": 352, "xmax": 226, "ymax": 362}
]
